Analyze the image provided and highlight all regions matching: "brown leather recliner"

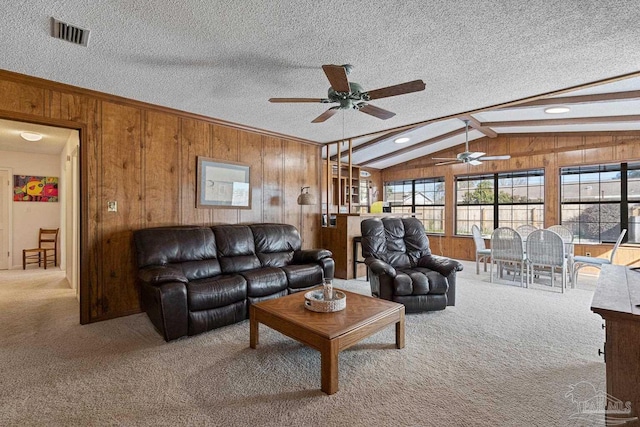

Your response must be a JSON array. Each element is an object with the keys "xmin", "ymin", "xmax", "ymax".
[
  {"xmin": 361, "ymin": 217, "xmax": 462, "ymax": 313},
  {"xmin": 134, "ymin": 223, "xmax": 334, "ymax": 341}
]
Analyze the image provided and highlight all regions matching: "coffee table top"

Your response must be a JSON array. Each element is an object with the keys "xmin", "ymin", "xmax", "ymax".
[{"xmin": 251, "ymin": 287, "xmax": 403, "ymax": 340}]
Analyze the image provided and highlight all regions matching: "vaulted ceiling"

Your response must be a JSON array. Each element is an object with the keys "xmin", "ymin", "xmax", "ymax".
[{"xmin": 2, "ymin": 1, "xmax": 640, "ymax": 167}]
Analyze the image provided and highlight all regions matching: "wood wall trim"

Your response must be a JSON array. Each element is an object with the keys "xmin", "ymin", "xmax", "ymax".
[{"xmin": 0, "ymin": 69, "xmax": 319, "ymax": 146}]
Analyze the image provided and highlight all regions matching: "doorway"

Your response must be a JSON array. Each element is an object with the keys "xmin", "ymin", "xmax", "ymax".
[
  {"xmin": 0, "ymin": 118, "xmax": 81, "ymax": 298},
  {"xmin": 0, "ymin": 168, "xmax": 10, "ymax": 270}
]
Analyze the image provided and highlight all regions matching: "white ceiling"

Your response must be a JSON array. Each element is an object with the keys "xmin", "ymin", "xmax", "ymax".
[
  {"xmin": 2, "ymin": 1, "xmax": 640, "ymax": 166},
  {"xmin": 0, "ymin": 119, "xmax": 74, "ymax": 155}
]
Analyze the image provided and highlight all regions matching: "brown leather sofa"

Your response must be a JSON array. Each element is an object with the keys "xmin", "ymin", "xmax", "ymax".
[
  {"xmin": 361, "ymin": 217, "xmax": 462, "ymax": 313},
  {"xmin": 133, "ymin": 223, "xmax": 334, "ymax": 341}
]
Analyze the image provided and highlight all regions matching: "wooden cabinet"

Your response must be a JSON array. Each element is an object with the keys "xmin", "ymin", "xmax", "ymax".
[{"xmin": 591, "ymin": 265, "xmax": 640, "ymax": 426}]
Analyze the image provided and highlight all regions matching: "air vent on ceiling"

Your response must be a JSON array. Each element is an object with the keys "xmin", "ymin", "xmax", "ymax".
[{"xmin": 51, "ymin": 18, "xmax": 90, "ymax": 47}]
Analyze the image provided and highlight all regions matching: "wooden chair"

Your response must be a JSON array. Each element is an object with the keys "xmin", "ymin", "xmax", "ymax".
[{"xmin": 23, "ymin": 228, "xmax": 59, "ymax": 270}]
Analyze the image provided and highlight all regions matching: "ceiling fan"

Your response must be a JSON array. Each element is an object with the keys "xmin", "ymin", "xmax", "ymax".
[
  {"xmin": 432, "ymin": 120, "xmax": 511, "ymax": 165},
  {"xmin": 269, "ymin": 64, "xmax": 426, "ymax": 123}
]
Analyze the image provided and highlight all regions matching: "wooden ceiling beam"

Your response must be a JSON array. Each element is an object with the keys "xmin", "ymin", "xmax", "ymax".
[
  {"xmin": 504, "ymin": 90, "xmax": 640, "ymax": 109},
  {"xmin": 481, "ymin": 114, "xmax": 640, "ymax": 128},
  {"xmin": 459, "ymin": 115, "xmax": 497, "ymax": 138},
  {"xmin": 359, "ymin": 128, "xmax": 466, "ymax": 167}
]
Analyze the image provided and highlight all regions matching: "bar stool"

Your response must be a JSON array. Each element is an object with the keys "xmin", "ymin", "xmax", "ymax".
[{"xmin": 353, "ymin": 236, "xmax": 368, "ymax": 280}]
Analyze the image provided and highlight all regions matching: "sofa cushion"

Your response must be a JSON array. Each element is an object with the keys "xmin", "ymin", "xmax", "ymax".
[
  {"xmin": 178, "ymin": 259, "xmax": 222, "ymax": 281},
  {"xmin": 396, "ymin": 268, "xmax": 449, "ymax": 296},
  {"xmin": 240, "ymin": 267, "xmax": 287, "ymax": 297},
  {"xmin": 188, "ymin": 301, "xmax": 246, "ymax": 336},
  {"xmin": 250, "ymin": 224, "xmax": 300, "ymax": 267},
  {"xmin": 134, "ymin": 226, "xmax": 218, "ymax": 268},
  {"xmin": 187, "ymin": 274, "xmax": 247, "ymax": 311},
  {"xmin": 213, "ymin": 225, "xmax": 261, "ymax": 273},
  {"xmin": 361, "ymin": 218, "xmax": 433, "ymax": 269},
  {"xmin": 282, "ymin": 264, "xmax": 324, "ymax": 290}
]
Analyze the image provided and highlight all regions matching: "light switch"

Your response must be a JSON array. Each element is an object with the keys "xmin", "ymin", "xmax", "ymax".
[{"xmin": 107, "ymin": 201, "xmax": 117, "ymax": 212}]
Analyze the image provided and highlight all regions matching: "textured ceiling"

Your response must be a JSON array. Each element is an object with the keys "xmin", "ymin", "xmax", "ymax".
[{"xmin": 2, "ymin": 1, "xmax": 640, "ymax": 163}]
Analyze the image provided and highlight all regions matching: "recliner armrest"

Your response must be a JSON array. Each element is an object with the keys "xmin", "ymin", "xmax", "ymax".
[
  {"xmin": 365, "ymin": 257, "xmax": 397, "ymax": 277},
  {"xmin": 138, "ymin": 266, "xmax": 188, "ymax": 286},
  {"xmin": 293, "ymin": 249, "xmax": 333, "ymax": 264},
  {"xmin": 417, "ymin": 255, "xmax": 463, "ymax": 277}
]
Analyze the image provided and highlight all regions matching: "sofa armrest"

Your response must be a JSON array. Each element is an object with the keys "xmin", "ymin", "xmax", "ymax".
[
  {"xmin": 293, "ymin": 249, "xmax": 333, "ymax": 264},
  {"xmin": 417, "ymin": 255, "xmax": 463, "ymax": 277},
  {"xmin": 365, "ymin": 257, "xmax": 397, "ymax": 278},
  {"xmin": 138, "ymin": 266, "xmax": 188, "ymax": 286}
]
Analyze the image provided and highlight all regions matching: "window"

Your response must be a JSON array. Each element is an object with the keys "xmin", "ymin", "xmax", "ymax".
[
  {"xmin": 560, "ymin": 162, "xmax": 640, "ymax": 243},
  {"xmin": 456, "ymin": 169, "xmax": 544, "ymax": 235},
  {"xmin": 384, "ymin": 177, "xmax": 445, "ymax": 233}
]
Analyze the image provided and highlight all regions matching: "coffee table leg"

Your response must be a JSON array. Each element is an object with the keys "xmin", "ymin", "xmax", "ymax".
[
  {"xmin": 321, "ymin": 340, "xmax": 339, "ymax": 394},
  {"xmin": 396, "ymin": 307, "xmax": 405, "ymax": 349},
  {"xmin": 249, "ymin": 307, "xmax": 258, "ymax": 349}
]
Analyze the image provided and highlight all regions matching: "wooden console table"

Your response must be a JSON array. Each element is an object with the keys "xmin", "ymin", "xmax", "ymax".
[{"xmin": 591, "ymin": 264, "xmax": 640, "ymax": 425}]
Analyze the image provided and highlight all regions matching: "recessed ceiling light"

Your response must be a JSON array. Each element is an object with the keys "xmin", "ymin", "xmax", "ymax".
[
  {"xmin": 20, "ymin": 132, "xmax": 43, "ymax": 141},
  {"xmin": 544, "ymin": 106, "xmax": 571, "ymax": 114},
  {"xmin": 394, "ymin": 137, "xmax": 410, "ymax": 144}
]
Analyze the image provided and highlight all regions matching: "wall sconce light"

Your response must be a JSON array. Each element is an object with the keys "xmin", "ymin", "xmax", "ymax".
[{"xmin": 297, "ymin": 186, "xmax": 316, "ymax": 205}]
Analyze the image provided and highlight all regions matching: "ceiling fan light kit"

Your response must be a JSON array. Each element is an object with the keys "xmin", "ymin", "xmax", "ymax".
[{"xmin": 269, "ymin": 64, "xmax": 426, "ymax": 123}]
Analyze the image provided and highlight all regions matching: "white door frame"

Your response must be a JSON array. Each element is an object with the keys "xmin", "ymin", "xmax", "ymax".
[{"xmin": 0, "ymin": 167, "xmax": 12, "ymax": 270}]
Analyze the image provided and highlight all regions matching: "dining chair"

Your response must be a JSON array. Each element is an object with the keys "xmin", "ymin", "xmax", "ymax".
[
  {"xmin": 572, "ymin": 229, "xmax": 627, "ymax": 286},
  {"xmin": 516, "ymin": 224, "xmax": 538, "ymax": 239},
  {"xmin": 471, "ymin": 224, "xmax": 491, "ymax": 274},
  {"xmin": 23, "ymin": 228, "xmax": 59, "ymax": 269},
  {"xmin": 526, "ymin": 229, "xmax": 567, "ymax": 293},
  {"xmin": 490, "ymin": 227, "xmax": 527, "ymax": 287},
  {"xmin": 547, "ymin": 224, "xmax": 575, "ymax": 282},
  {"xmin": 547, "ymin": 225, "xmax": 574, "ymax": 254}
]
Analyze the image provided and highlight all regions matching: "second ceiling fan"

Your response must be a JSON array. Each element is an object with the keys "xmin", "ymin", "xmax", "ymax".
[
  {"xmin": 432, "ymin": 120, "xmax": 510, "ymax": 165},
  {"xmin": 269, "ymin": 64, "xmax": 426, "ymax": 123}
]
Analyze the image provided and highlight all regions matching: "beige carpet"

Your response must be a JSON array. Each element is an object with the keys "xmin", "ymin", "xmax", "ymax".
[{"xmin": 0, "ymin": 263, "xmax": 605, "ymax": 426}]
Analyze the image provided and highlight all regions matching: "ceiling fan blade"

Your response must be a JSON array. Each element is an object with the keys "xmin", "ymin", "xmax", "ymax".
[
  {"xmin": 432, "ymin": 157, "xmax": 458, "ymax": 161},
  {"xmin": 469, "ymin": 160, "xmax": 483, "ymax": 166},
  {"xmin": 469, "ymin": 152, "xmax": 487, "ymax": 159},
  {"xmin": 311, "ymin": 108, "xmax": 339, "ymax": 123},
  {"xmin": 365, "ymin": 80, "xmax": 426, "ymax": 100},
  {"xmin": 358, "ymin": 104, "xmax": 396, "ymax": 120},
  {"xmin": 435, "ymin": 160, "xmax": 459, "ymax": 166},
  {"xmin": 269, "ymin": 98, "xmax": 328, "ymax": 103},
  {"xmin": 322, "ymin": 65, "xmax": 350, "ymax": 93},
  {"xmin": 478, "ymin": 155, "xmax": 511, "ymax": 161}
]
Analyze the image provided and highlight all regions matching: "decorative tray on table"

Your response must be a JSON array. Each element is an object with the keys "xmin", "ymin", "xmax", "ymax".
[{"xmin": 304, "ymin": 289, "xmax": 347, "ymax": 313}]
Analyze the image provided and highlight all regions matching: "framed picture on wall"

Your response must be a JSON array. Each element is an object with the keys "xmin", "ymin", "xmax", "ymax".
[
  {"xmin": 196, "ymin": 157, "xmax": 251, "ymax": 209},
  {"xmin": 13, "ymin": 175, "xmax": 59, "ymax": 202}
]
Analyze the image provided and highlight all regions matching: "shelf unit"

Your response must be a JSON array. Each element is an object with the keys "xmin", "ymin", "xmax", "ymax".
[{"xmin": 332, "ymin": 164, "xmax": 360, "ymax": 211}]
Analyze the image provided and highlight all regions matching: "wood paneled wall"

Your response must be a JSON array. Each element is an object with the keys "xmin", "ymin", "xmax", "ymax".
[
  {"xmin": 382, "ymin": 133, "xmax": 640, "ymax": 267},
  {"xmin": 0, "ymin": 70, "xmax": 321, "ymax": 323}
]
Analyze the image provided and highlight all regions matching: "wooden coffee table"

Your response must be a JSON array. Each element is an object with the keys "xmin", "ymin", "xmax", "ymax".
[{"xmin": 249, "ymin": 288, "xmax": 405, "ymax": 394}]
